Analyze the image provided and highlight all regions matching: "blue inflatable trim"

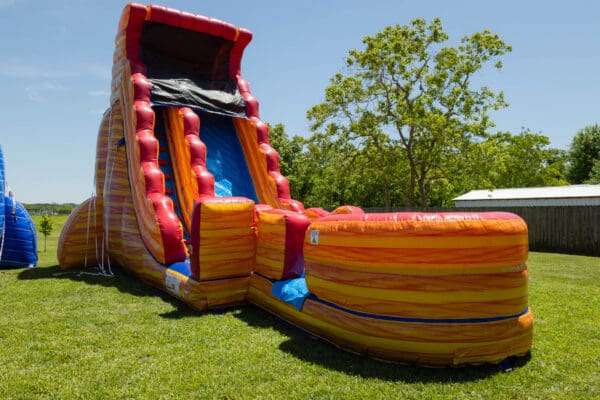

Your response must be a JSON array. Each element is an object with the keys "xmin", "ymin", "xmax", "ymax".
[
  {"xmin": 0, "ymin": 146, "xmax": 6, "ymax": 254},
  {"xmin": 167, "ymin": 259, "xmax": 191, "ymax": 277},
  {"xmin": 272, "ymin": 276, "xmax": 310, "ymax": 311},
  {"xmin": 199, "ymin": 112, "xmax": 258, "ymax": 202},
  {"xmin": 0, "ymin": 195, "xmax": 37, "ymax": 268},
  {"xmin": 309, "ymin": 295, "xmax": 530, "ymax": 324}
]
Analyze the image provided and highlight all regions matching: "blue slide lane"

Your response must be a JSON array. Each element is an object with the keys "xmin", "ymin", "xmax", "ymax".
[{"xmin": 198, "ymin": 111, "xmax": 258, "ymax": 203}]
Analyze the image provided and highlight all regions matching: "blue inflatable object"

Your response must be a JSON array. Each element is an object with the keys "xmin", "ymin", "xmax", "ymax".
[
  {"xmin": 0, "ymin": 146, "xmax": 5, "ymax": 258},
  {"xmin": 1, "ymin": 195, "xmax": 37, "ymax": 268},
  {"xmin": 200, "ymin": 112, "xmax": 258, "ymax": 202},
  {"xmin": 272, "ymin": 275, "xmax": 310, "ymax": 311},
  {"xmin": 0, "ymin": 145, "xmax": 38, "ymax": 268}
]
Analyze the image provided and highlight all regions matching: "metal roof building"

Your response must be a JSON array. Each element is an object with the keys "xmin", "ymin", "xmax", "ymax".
[
  {"xmin": 453, "ymin": 185, "xmax": 600, "ymax": 256},
  {"xmin": 453, "ymin": 185, "xmax": 600, "ymax": 208}
]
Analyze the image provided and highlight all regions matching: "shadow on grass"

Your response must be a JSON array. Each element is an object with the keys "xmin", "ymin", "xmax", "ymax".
[
  {"xmin": 16, "ymin": 266, "xmax": 250, "ymax": 322},
  {"xmin": 18, "ymin": 266, "xmax": 531, "ymax": 380},
  {"xmin": 233, "ymin": 305, "xmax": 531, "ymax": 383},
  {"xmin": 16, "ymin": 264, "xmax": 201, "ymax": 319},
  {"xmin": 19, "ymin": 264, "xmax": 158, "ymax": 297}
]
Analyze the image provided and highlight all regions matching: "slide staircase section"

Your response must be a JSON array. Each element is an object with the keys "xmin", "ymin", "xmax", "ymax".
[
  {"xmin": 112, "ymin": 3, "xmax": 297, "ymax": 266},
  {"xmin": 59, "ymin": 3, "xmax": 284, "ymax": 303},
  {"xmin": 155, "ymin": 108, "xmax": 194, "ymax": 241}
]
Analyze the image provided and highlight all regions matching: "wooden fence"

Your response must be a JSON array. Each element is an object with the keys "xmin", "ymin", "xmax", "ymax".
[{"xmin": 363, "ymin": 206, "xmax": 600, "ymax": 257}]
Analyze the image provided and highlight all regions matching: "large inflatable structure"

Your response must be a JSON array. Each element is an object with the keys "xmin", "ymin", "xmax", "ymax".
[
  {"xmin": 58, "ymin": 3, "xmax": 533, "ymax": 366},
  {"xmin": 0, "ymin": 146, "xmax": 37, "ymax": 268}
]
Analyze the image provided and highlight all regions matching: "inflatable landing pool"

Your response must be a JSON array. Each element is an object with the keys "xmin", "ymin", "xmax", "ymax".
[{"xmin": 58, "ymin": 3, "xmax": 532, "ymax": 366}]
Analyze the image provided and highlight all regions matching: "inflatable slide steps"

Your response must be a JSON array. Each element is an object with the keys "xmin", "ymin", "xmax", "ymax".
[{"xmin": 154, "ymin": 110, "xmax": 190, "ymax": 242}]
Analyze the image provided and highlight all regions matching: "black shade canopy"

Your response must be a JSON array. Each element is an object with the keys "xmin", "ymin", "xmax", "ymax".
[{"xmin": 140, "ymin": 21, "xmax": 246, "ymax": 117}]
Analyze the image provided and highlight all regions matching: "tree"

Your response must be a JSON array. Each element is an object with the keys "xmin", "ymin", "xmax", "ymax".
[
  {"xmin": 307, "ymin": 18, "xmax": 511, "ymax": 209},
  {"xmin": 303, "ymin": 131, "xmax": 367, "ymax": 208},
  {"xmin": 586, "ymin": 159, "xmax": 600, "ymax": 184},
  {"xmin": 484, "ymin": 129, "xmax": 568, "ymax": 188},
  {"xmin": 566, "ymin": 124, "xmax": 600, "ymax": 184},
  {"xmin": 268, "ymin": 122, "xmax": 396, "ymax": 209},
  {"xmin": 267, "ymin": 123, "xmax": 299, "ymax": 177},
  {"xmin": 39, "ymin": 214, "xmax": 53, "ymax": 252},
  {"xmin": 267, "ymin": 123, "xmax": 315, "ymax": 202}
]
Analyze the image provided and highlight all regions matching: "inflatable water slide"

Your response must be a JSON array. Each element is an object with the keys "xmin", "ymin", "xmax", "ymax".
[
  {"xmin": 0, "ymin": 146, "xmax": 37, "ymax": 268},
  {"xmin": 58, "ymin": 3, "xmax": 533, "ymax": 366}
]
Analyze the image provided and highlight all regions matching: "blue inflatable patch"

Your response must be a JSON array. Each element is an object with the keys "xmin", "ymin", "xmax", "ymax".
[
  {"xmin": 0, "ymin": 146, "xmax": 5, "ymax": 257},
  {"xmin": 206, "ymin": 150, "xmax": 233, "ymax": 197},
  {"xmin": 167, "ymin": 259, "xmax": 191, "ymax": 277},
  {"xmin": 272, "ymin": 276, "xmax": 310, "ymax": 311},
  {"xmin": 199, "ymin": 112, "xmax": 258, "ymax": 202},
  {"xmin": 0, "ymin": 195, "xmax": 37, "ymax": 268}
]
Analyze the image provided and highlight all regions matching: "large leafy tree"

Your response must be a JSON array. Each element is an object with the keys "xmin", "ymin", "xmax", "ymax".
[
  {"xmin": 483, "ymin": 130, "xmax": 568, "ymax": 188},
  {"xmin": 268, "ymin": 122, "xmax": 567, "ymax": 209},
  {"xmin": 267, "ymin": 123, "xmax": 311, "ymax": 201},
  {"xmin": 566, "ymin": 124, "xmax": 600, "ymax": 184},
  {"xmin": 307, "ymin": 18, "xmax": 511, "ymax": 209},
  {"xmin": 267, "ymin": 123, "xmax": 301, "ymax": 177},
  {"xmin": 303, "ymin": 131, "xmax": 404, "ymax": 209},
  {"xmin": 268, "ymin": 122, "xmax": 399, "ymax": 209},
  {"xmin": 587, "ymin": 160, "xmax": 600, "ymax": 184}
]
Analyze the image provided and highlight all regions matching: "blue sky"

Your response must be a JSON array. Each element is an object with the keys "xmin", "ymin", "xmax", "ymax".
[{"xmin": 1, "ymin": 0, "xmax": 598, "ymax": 203}]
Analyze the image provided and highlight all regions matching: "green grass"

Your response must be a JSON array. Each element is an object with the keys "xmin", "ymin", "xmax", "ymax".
[
  {"xmin": 0, "ymin": 216, "xmax": 598, "ymax": 399},
  {"xmin": 31, "ymin": 215, "xmax": 67, "ymax": 265}
]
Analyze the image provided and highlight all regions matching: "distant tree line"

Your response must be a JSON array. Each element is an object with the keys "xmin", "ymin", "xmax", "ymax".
[
  {"xmin": 269, "ymin": 123, "xmax": 599, "ymax": 210},
  {"xmin": 24, "ymin": 203, "xmax": 77, "ymax": 215},
  {"xmin": 268, "ymin": 18, "xmax": 600, "ymax": 210}
]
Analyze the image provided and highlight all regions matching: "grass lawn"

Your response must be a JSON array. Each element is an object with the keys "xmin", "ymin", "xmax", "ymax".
[{"xmin": 0, "ymin": 215, "xmax": 598, "ymax": 399}]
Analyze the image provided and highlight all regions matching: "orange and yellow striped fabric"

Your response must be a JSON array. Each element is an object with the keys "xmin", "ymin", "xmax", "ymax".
[
  {"xmin": 255, "ymin": 209, "xmax": 310, "ymax": 280},
  {"xmin": 255, "ymin": 210, "xmax": 287, "ymax": 280},
  {"xmin": 57, "ymin": 198, "xmax": 103, "ymax": 269},
  {"xmin": 164, "ymin": 108, "xmax": 199, "ymax": 233},
  {"xmin": 192, "ymin": 197, "xmax": 256, "ymax": 281},
  {"xmin": 233, "ymin": 118, "xmax": 280, "ymax": 208},
  {"xmin": 248, "ymin": 271, "xmax": 532, "ymax": 366},
  {"xmin": 304, "ymin": 212, "xmax": 529, "ymax": 320}
]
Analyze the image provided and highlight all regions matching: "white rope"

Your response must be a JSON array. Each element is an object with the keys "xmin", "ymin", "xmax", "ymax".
[
  {"xmin": 0, "ymin": 175, "xmax": 5, "ymax": 262},
  {"xmin": 0, "ymin": 216, "xmax": 6, "ymax": 261},
  {"xmin": 101, "ymin": 106, "xmax": 116, "ymax": 277},
  {"xmin": 84, "ymin": 192, "xmax": 94, "ymax": 268},
  {"xmin": 53, "ymin": 266, "xmax": 114, "ymax": 278},
  {"xmin": 8, "ymin": 188, "xmax": 16, "ymax": 221},
  {"xmin": 93, "ymin": 192, "xmax": 107, "ymax": 275},
  {"xmin": 0, "ymin": 187, "xmax": 14, "ymax": 262},
  {"xmin": 79, "ymin": 107, "xmax": 116, "ymax": 278},
  {"xmin": 92, "ymin": 192, "xmax": 101, "ymax": 270},
  {"xmin": 81, "ymin": 191, "xmax": 113, "ymax": 277},
  {"xmin": 69, "ymin": 105, "xmax": 123, "ymax": 279}
]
